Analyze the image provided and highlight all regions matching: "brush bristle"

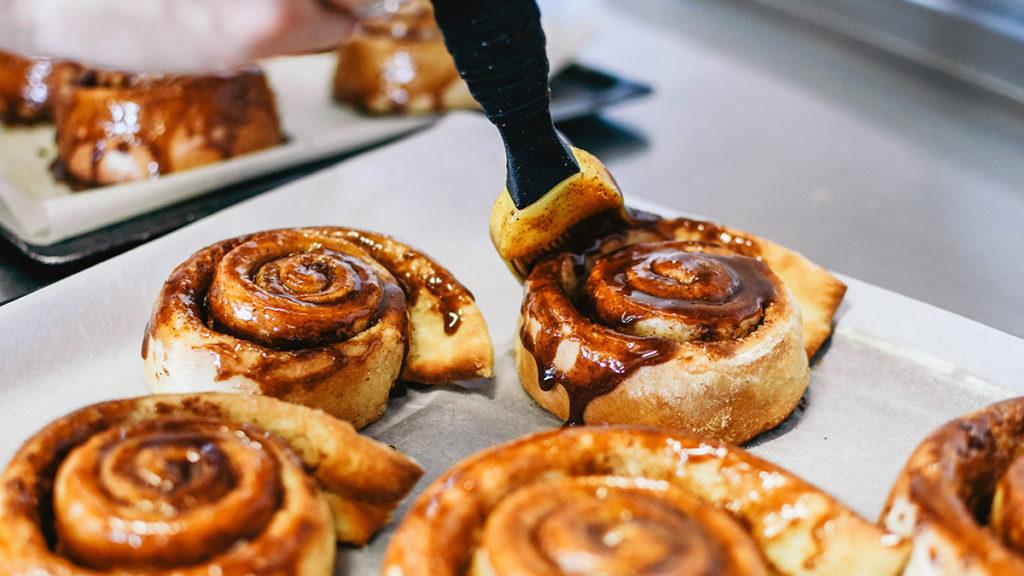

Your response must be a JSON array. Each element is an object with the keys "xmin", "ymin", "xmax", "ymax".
[
  {"xmin": 510, "ymin": 234, "xmax": 571, "ymax": 278},
  {"xmin": 508, "ymin": 211, "xmax": 625, "ymax": 279}
]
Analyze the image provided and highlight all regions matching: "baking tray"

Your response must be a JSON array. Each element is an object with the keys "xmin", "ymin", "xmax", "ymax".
[
  {"xmin": 0, "ymin": 63, "xmax": 650, "ymax": 268},
  {"xmin": 3, "ymin": 115, "xmax": 1018, "ymax": 574}
]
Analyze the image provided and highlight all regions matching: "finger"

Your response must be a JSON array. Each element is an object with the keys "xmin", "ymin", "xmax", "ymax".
[{"xmin": 246, "ymin": 0, "xmax": 357, "ymax": 62}]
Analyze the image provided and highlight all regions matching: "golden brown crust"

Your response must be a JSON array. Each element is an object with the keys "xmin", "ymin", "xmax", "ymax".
[
  {"xmin": 882, "ymin": 397, "xmax": 1024, "ymax": 575},
  {"xmin": 384, "ymin": 426, "xmax": 909, "ymax": 575},
  {"xmin": 143, "ymin": 227, "xmax": 492, "ymax": 429},
  {"xmin": 516, "ymin": 319, "xmax": 807, "ymax": 445},
  {"xmin": 516, "ymin": 216, "xmax": 812, "ymax": 443},
  {"xmin": 0, "ymin": 393, "xmax": 423, "ymax": 575},
  {"xmin": 0, "ymin": 51, "xmax": 82, "ymax": 126},
  {"xmin": 332, "ymin": 0, "xmax": 477, "ymax": 114},
  {"xmin": 736, "ymin": 235, "xmax": 846, "ymax": 358},
  {"xmin": 53, "ymin": 68, "xmax": 283, "ymax": 187}
]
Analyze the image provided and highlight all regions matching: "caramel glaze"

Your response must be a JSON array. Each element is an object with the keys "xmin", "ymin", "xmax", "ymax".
[
  {"xmin": 384, "ymin": 427, "xmax": 904, "ymax": 575},
  {"xmin": 481, "ymin": 477, "xmax": 766, "ymax": 575},
  {"xmin": 884, "ymin": 397, "xmax": 1024, "ymax": 573},
  {"xmin": 520, "ymin": 212, "xmax": 779, "ymax": 426},
  {"xmin": 146, "ymin": 228, "xmax": 476, "ymax": 394},
  {"xmin": 324, "ymin": 228, "xmax": 474, "ymax": 334},
  {"xmin": 0, "ymin": 402, "xmax": 325, "ymax": 575},
  {"xmin": 53, "ymin": 67, "xmax": 283, "ymax": 188},
  {"xmin": 586, "ymin": 241, "xmax": 776, "ymax": 340},
  {"xmin": 0, "ymin": 51, "xmax": 82, "ymax": 126},
  {"xmin": 55, "ymin": 418, "xmax": 283, "ymax": 570},
  {"xmin": 208, "ymin": 233, "xmax": 392, "ymax": 349},
  {"xmin": 333, "ymin": 0, "xmax": 467, "ymax": 114},
  {"xmin": 522, "ymin": 257, "xmax": 677, "ymax": 427}
]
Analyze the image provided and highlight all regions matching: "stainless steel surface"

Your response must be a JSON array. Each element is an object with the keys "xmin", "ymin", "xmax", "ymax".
[
  {"xmin": 748, "ymin": 0, "xmax": 1024, "ymax": 104},
  {"xmin": 1, "ymin": 0, "xmax": 1023, "ymax": 339},
  {"xmin": 568, "ymin": 0, "xmax": 1024, "ymax": 338}
]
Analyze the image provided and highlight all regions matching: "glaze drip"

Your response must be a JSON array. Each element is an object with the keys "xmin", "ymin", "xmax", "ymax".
[
  {"xmin": 329, "ymin": 228, "xmax": 473, "ymax": 334},
  {"xmin": 520, "ymin": 217, "xmax": 781, "ymax": 426},
  {"xmin": 521, "ymin": 257, "xmax": 676, "ymax": 426},
  {"xmin": 144, "ymin": 228, "xmax": 477, "ymax": 393}
]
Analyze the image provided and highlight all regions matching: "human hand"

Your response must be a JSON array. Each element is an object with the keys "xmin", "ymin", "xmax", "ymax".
[{"xmin": 1, "ymin": 0, "xmax": 391, "ymax": 73}]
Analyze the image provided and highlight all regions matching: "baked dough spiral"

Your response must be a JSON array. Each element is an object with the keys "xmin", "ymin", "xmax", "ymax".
[
  {"xmin": 333, "ymin": 0, "xmax": 476, "ymax": 114},
  {"xmin": 143, "ymin": 227, "xmax": 493, "ymax": 428},
  {"xmin": 517, "ymin": 214, "xmax": 845, "ymax": 442},
  {"xmin": 0, "ymin": 393, "xmax": 423, "ymax": 575},
  {"xmin": 0, "ymin": 51, "xmax": 82, "ymax": 126},
  {"xmin": 883, "ymin": 397, "xmax": 1024, "ymax": 575},
  {"xmin": 384, "ymin": 426, "xmax": 908, "ymax": 575},
  {"xmin": 54, "ymin": 68, "xmax": 283, "ymax": 187}
]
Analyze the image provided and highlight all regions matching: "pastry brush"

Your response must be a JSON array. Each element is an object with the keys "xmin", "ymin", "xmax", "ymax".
[{"xmin": 431, "ymin": 0, "xmax": 629, "ymax": 280}]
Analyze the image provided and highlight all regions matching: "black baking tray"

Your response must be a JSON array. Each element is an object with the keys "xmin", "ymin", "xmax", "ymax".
[{"xmin": 0, "ymin": 63, "xmax": 651, "ymax": 269}]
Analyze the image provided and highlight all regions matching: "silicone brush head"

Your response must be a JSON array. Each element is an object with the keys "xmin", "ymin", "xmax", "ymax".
[{"xmin": 490, "ymin": 147, "xmax": 628, "ymax": 280}]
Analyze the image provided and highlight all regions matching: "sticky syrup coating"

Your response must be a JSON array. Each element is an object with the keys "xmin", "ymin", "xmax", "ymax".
[
  {"xmin": 333, "ymin": 0, "xmax": 477, "ymax": 114},
  {"xmin": 883, "ymin": 396, "xmax": 1024, "ymax": 574},
  {"xmin": 0, "ymin": 393, "xmax": 424, "ymax": 574},
  {"xmin": 516, "ymin": 214, "xmax": 812, "ymax": 442},
  {"xmin": 144, "ymin": 227, "xmax": 493, "ymax": 428},
  {"xmin": 384, "ymin": 426, "xmax": 909, "ymax": 575},
  {"xmin": 54, "ymin": 68, "xmax": 284, "ymax": 188}
]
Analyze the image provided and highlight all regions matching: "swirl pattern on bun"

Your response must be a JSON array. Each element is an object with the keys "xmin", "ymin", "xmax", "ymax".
[
  {"xmin": 883, "ymin": 397, "xmax": 1024, "ymax": 575},
  {"xmin": 0, "ymin": 51, "xmax": 81, "ymax": 126},
  {"xmin": 384, "ymin": 427, "xmax": 908, "ymax": 575},
  {"xmin": 0, "ymin": 393, "xmax": 423, "ymax": 575},
  {"xmin": 144, "ymin": 227, "xmax": 493, "ymax": 428},
  {"xmin": 54, "ymin": 68, "xmax": 283, "ymax": 187}
]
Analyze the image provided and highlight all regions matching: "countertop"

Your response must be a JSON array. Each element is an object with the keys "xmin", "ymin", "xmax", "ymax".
[{"xmin": 1, "ymin": 0, "xmax": 1022, "ymax": 339}]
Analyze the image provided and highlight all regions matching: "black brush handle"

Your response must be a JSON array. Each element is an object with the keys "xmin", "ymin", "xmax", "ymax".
[{"xmin": 431, "ymin": 0, "xmax": 580, "ymax": 209}]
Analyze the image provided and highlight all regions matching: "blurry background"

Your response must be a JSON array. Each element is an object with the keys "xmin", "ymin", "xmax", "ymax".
[
  {"xmin": 551, "ymin": 0, "xmax": 1024, "ymax": 338},
  {"xmin": 1, "ymin": 0, "xmax": 1022, "ymax": 338}
]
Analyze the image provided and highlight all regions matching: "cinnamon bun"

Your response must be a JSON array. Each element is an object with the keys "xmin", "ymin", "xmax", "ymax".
[
  {"xmin": 0, "ymin": 393, "xmax": 423, "ymax": 574},
  {"xmin": 0, "ymin": 51, "xmax": 81, "ymax": 125},
  {"xmin": 143, "ymin": 227, "xmax": 493, "ymax": 428},
  {"xmin": 883, "ymin": 396, "xmax": 1024, "ymax": 575},
  {"xmin": 514, "ymin": 210, "xmax": 846, "ymax": 443},
  {"xmin": 54, "ymin": 68, "xmax": 283, "ymax": 187},
  {"xmin": 333, "ymin": 0, "xmax": 476, "ymax": 114},
  {"xmin": 384, "ymin": 426, "xmax": 908, "ymax": 575}
]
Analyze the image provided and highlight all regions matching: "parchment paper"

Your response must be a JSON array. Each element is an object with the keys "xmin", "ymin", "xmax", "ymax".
[{"xmin": 0, "ymin": 114, "xmax": 1021, "ymax": 574}]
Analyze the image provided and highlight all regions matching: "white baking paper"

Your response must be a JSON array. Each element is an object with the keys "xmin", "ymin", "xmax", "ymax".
[
  {"xmin": 0, "ymin": 114, "xmax": 1021, "ymax": 574},
  {"xmin": 0, "ymin": 21, "xmax": 590, "ymax": 246}
]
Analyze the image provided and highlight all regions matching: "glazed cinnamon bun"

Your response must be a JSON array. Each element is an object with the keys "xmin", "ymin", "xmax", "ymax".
[
  {"xmin": 0, "ymin": 51, "xmax": 81, "ymax": 125},
  {"xmin": 384, "ymin": 426, "xmax": 909, "ymax": 575},
  {"xmin": 0, "ymin": 393, "xmax": 423, "ymax": 575},
  {"xmin": 333, "ymin": 0, "xmax": 476, "ymax": 114},
  {"xmin": 514, "ymin": 211, "xmax": 845, "ymax": 443},
  {"xmin": 883, "ymin": 396, "xmax": 1024, "ymax": 575},
  {"xmin": 143, "ymin": 227, "xmax": 493, "ymax": 428},
  {"xmin": 54, "ymin": 68, "xmax": 283, "ymax": 187}
]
